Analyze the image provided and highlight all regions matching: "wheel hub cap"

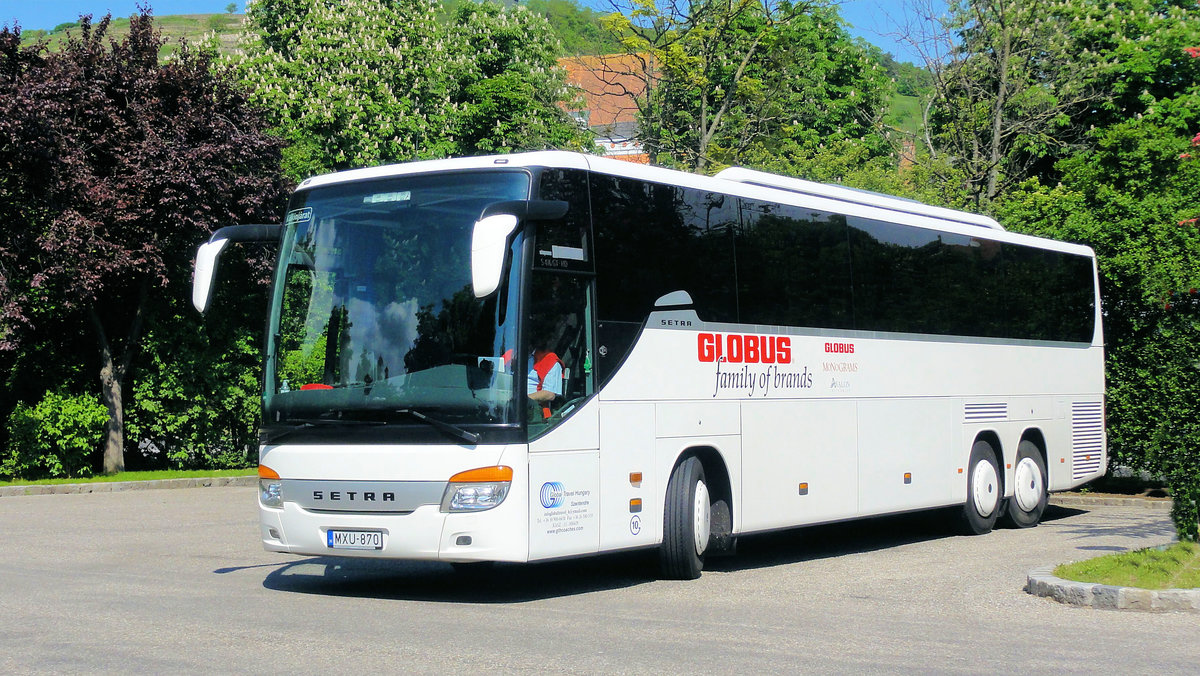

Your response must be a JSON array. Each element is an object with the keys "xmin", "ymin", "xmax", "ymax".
[
  {"xmin": 693, "ymin": 480, "xmax": 711, "ymax": 556},
  {"xmin": 972, "ymin": 461, "xmax": 999, "ymax": 517},
  {"xmin": 1013, "ymin": 457, "xmax": 1044, "ymax": 512}
]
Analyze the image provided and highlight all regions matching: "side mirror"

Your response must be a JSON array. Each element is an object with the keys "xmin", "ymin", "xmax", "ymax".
[
  {"xmin": 192, "ymin": 224, "xmax": 282, "ymax": 313},
  {"xmin": 192, "ymin": 238, "xmax": 230, "ymax": 313},
  {"xmin": 471, "ymin": 214, "xmax": 520, "ymax": 298},
  {"xmin": 470, "ymin": 200, "xmax": 569, "ymax": 298}
]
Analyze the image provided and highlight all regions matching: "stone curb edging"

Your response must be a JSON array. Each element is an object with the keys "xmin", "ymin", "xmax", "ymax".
[
  {"xmin": 0, "ymin": 475, "xmax": 256, "ymax": 497},
  {"xmin": 1049, "ymin": 494, "xmax": 1172, "ymax": 510},
  {"xmin": 1027, "ymin": 563, "xmax": 1200, "ymax": 612}
]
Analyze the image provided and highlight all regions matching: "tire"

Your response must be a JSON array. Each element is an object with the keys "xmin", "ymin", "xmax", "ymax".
[
  {"xmin": 1003, "ymin": 440, "xmax": 1048, "ymax": 528},
  {"xmin": 959, "ymin": 440, "xmax": 1001, "ymax": 535},
  {"xmin": 659, "ymin": 456, "xmax": 710, "ymax": 580}
]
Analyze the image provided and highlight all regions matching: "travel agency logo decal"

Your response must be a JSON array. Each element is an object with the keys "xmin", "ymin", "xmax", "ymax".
[
  {"xmin": 537, "ymin": 481, "xmax": 594, "ymax": 536},
  {"xmin": 539, "ymin": 481, "xmax": 565, "ymax": 509},
  {"xmin": 697, "ymin": 332, "xmax": 813, "ymax": 397}
]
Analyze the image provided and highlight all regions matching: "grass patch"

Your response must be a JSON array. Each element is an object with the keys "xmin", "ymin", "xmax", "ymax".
[
  {"xmin": 886, "ymin": 94, "xmax": 923, "ymax": 137},
  {"xmin": 0, "ymin": 468, "xmax": 254, "ymax": 487},
  {"xmin": 19, "ymin": 14, "xmax": 247, "ymax": 57},
  {"xmin": 1054, "ymin": 542, "xmax": 1200, "ymax": 590}
]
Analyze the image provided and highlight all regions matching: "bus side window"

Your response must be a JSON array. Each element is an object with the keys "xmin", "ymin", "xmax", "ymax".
[{"xmin": 526, "ymin": 271, "xmax": 595, "ymax": 429}]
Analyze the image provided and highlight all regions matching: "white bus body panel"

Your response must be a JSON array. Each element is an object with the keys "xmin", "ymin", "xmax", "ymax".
[
  {"xmin": 259, "ymin": 442, "xmax": 531, "ymax": 563},
  {"xmin": 599, "ymin": 324, "xmax": 1105, "ymax": 538}
]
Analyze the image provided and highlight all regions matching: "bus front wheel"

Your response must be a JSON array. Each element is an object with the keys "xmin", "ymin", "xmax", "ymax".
[
  {"xmin": 660, "ymin": 456, "xmax": 710, "ymax": 580},
  {"xmin": 1003, "ymin": 440, "xmax": 1048, "ymax": 528},
  {"xmin": 959, "ymin": 440, "xmax": 1000, "ymax": 535}
]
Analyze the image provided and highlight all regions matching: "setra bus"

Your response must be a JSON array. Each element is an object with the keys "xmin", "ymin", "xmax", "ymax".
[{"xmin": 193, "ymin": 151, "xmax": 1105, "ymax": 579}]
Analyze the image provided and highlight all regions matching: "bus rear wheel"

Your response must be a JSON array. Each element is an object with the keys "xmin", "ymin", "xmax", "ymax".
[
  {"xmin": 959, "ymin": 440, "xmax": 1000, "ymax": 535},
  {"xmin": 660, "ymin": 456, "xmax": 710, "ymax": 580},
  {"xmin": 1003, "ymin": 440, "xmax": 1048, "ymax": 528}
]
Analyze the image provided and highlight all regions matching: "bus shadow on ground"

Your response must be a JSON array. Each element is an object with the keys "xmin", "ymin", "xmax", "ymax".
[
  {"xmin": 1041, "ymin": 504, "xmax": 1176, "ymax": 545},
  {"xmin": 708, "ymin": 505, "xmax": 1094, "ymax": 573},
  {"xmin": 707, "ymin": 507, "xmax": 967, "ymax": 573},
  {"xmin": 260, "ymin": 549, "xmax": 660, "ymax": 603},
  {"xmin": 256, "ymin": 505, "xmax": 1119, "ymax": 601}
]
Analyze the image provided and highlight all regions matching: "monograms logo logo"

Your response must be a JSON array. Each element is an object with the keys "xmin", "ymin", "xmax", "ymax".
[{"xmin": 540, "ymin": 481, "xmax": 565, "ymax": 509}]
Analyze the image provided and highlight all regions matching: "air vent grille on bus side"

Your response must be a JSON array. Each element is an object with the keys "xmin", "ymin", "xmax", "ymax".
[
  {"xmin": 1071, "ymin": 401, "xmax": 1105, "ymax": 480},
  {"xmin": 964, "ymin": 403, "xmax": 1007, "ymax": 422}
]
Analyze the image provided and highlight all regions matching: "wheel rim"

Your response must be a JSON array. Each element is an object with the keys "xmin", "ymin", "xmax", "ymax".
[
  {"xmin": 972, "ymin": 459, "xmax": 999, "ymax": 517},
  {"xmin": 1013, "ymin": 456, "xmax": 1044, "ymax": 512},
  {"xmin": 693, "ymin": 479, "xmax": 711, "ymax": 556}
]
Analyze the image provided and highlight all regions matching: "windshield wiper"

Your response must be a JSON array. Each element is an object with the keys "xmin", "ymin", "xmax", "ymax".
[
  {"xmin": 396, "ymin": 409, "xmax": 481, "ymax": 445},
  {"xmin": 260, "ymin": 417, "xmax": 387, "ymax": 444}
]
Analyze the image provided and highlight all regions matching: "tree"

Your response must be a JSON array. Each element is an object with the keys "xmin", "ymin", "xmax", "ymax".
[
  {"xmin": 903, "ymin": 0, "xmax": 1199, "ymax": 208},
  {"xmin": 237, "ymin": 0, "xmax": 591, "ymax": 180},
  {"xmin": 0, "ymin": 14, "xmax": 288, "ymax": 474},
  {"xmin": 594, "ymin": 0, "xmax": 889, "ymax": 173},
  {"xmin": 996, "ymin": 86, "xmax": 1200, "ymax": 538}
]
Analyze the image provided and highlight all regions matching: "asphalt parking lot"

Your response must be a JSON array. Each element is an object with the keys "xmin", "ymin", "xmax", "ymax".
[{"xmin": 1, "ymin": 486, "xmax": 1195, "ymax": 673}]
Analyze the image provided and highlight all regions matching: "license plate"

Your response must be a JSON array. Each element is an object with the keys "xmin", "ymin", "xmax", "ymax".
[{"xmin": 326, "ymin": 529, "xmax": 384, "ymax": 550}]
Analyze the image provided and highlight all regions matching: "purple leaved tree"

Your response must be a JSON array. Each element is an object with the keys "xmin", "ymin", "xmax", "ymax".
[{"xmin": 0, "ymin": 13, "xmax": 288, "ymax": 473}]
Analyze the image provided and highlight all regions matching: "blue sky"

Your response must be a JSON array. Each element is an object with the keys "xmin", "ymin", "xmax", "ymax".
[{"xmin": 1, "ymin": 0, "xmax": 941, "ymax": 64}]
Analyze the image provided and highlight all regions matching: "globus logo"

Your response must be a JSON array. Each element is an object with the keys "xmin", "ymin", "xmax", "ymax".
[
  {"xmin": 697, "ymin": 333, "xmax": 791, "ymax": 364},
  {"xmin": 539, "ymin": 481, "xmax": 565, "ymax": 509},
  {"xmin": 825, "ymin": 342, "xmax": 855, "ymax": 354}
]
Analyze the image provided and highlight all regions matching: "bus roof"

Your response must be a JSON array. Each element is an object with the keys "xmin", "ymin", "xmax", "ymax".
[{"xmin": 294, "ymin": 151, "xmax": 1096, "ymax": 257}]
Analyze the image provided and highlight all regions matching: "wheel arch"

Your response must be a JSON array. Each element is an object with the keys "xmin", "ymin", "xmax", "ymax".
[{"xmin": 1019, "ymin": 427, "xmax": 1048, "ymax": 460}]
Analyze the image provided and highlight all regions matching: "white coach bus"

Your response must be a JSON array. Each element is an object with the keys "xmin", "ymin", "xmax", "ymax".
[{"xmin": 193, "ymin": 151, "xmax": 1105, "ymax": 579}]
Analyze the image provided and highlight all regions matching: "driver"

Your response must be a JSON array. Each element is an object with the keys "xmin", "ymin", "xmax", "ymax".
[{"xmin": 527, "ymin": 335, "xmax": 563, "ymax": 419}]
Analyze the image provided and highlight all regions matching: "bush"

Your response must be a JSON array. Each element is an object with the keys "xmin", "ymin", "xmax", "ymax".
[
  {"xmin": 2, "ymin": 391, "xmax": 107, "ymax": 479},
  {"xmin": 127, "ymin": 316, "xmax": 261, "ymax": 471}
]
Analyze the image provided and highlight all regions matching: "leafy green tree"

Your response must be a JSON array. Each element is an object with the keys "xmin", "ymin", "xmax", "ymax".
[
  {"xmin": 448, "ymin": 2, "xmax": 594, "ymax": 153},
  {"xmin": 0, "ymin": 14, "xmax": 288, "ymax": 473},
  {"xmin": 597, "ymin": 0, "xmax": 890, "ymax": 173},
  {"xmin": 238, "ymin": 0, "xmax": 591, "ymax": 180},
  {"xmin": 996, "ymin": 85, "xmax": 1200, "ymax": 538},
  {"xmin": 913, "ymin": 0, "xmax": 1199, "ymax": 207}
]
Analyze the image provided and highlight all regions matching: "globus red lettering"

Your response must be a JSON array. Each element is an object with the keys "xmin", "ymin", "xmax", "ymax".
[
  {"xmin": 726, "ymin": 335, "xmax": 743, "ymax": 363},
  {"xmin": 698, "ymin": 333, "xmax": 792, "ymax": 364},
  {"xmin": 698, "ymin": 333, "xmax": 717, "ymax": 362},
  {"xmin": 744, "ymin": 335, "xmax": 760, "ymax": 363}
]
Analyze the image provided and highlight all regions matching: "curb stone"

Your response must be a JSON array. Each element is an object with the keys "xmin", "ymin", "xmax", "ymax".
[
  {"xmin": 1027, "ymin": 560, "xmax": 1200, "ymax": 612},
  {"xmin": 0, "ymin": 475, "xmax": 256, "ymax": 498},
  {"xmin": 1049, "ymin": 494, "xmax": 1172, "ymax": 510}
]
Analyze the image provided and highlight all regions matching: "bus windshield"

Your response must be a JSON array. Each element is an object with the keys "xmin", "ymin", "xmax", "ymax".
[{"xmin": 263, "ymin": 170, "xmax": 530, "ymax": 432}]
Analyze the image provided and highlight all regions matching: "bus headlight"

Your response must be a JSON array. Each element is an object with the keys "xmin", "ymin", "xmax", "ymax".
[
  {"xmin": 259, "ymin": 464, "xmax": 283, "ymax": 508},
  {"xmin": 441, "ymin": 466, "xmax": 513, "ymax": 512}
]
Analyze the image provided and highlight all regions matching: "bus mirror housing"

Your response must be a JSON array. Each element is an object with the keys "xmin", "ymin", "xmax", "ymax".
[
  {"xmin": 471, "ymin": 200, "xmax": 569, "ymax": 298},
  {"xmin": 471, "ymin": 214, "xmax": 520, "ymax": 298},
  {"xmin": 193, "ymin": 238, "xmax": 230, "ymax": 313},
  {"xmin": 192, "ymin": 224, "xmax": 282, "ymax": 313}
]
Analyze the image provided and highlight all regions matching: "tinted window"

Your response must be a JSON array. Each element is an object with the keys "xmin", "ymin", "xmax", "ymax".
[
  {"xmin": 847, "ymin": 215, "xmax": 1093, "ymax": 341},
  {"xmin": 591, "ymin": 175, "xmax": 737, "ymax": 323},
  {"xmin": 535, "ymin": 169, "xmax": 593, "ymax": 274},
  {"xmin": 736, "ymin": 200, "xmax": 852, "ymax": 329},
  {"xmin": 1001, "ymin": 245, "xmax": 1095, "ymax": 342}
]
